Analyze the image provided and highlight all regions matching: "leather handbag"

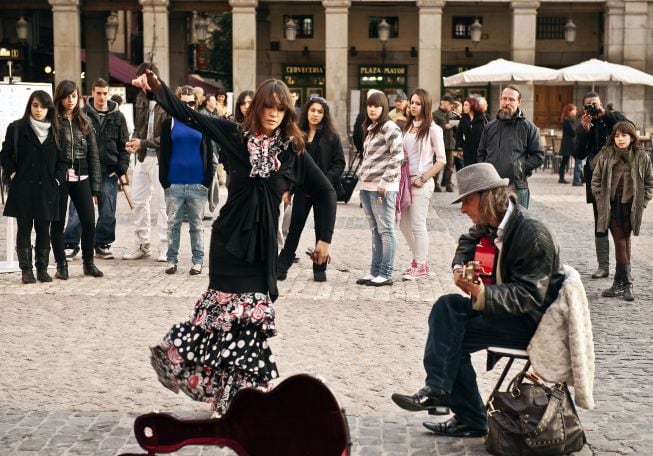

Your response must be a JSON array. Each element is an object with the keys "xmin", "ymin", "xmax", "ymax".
[{"xmin": 486, "ymin": 366, "xmax": 586, "ymax": 456}]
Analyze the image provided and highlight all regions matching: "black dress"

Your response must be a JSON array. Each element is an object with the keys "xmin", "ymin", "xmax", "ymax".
[{"xmin": 148, "ymin": 81, "xmax": 337, "ymax": 414}]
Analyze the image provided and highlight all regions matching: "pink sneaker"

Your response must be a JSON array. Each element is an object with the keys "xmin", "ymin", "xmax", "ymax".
[
  {"xmin": 402, "ymin": 259, "xmax": 418, "ymax": 273},
  {"xmin": 403, "ymin": 262, "xmax": 431, "ymax": 281}
]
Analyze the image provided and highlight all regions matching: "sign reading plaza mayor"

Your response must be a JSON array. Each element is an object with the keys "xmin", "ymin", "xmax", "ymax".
[{"xmin": 359, "ymin": 65, "xmax": 407, "ymax": 76}]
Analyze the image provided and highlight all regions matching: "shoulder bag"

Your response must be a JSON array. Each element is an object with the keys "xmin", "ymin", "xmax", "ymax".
[{"xmin": 486, "ymin": 364, "xmax": 586, "ymax": 456}]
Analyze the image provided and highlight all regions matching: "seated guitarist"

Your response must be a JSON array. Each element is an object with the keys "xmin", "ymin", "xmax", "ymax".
[{"xmin": 391, "ymin": 163, "xmax": 565, "ymax": 438}]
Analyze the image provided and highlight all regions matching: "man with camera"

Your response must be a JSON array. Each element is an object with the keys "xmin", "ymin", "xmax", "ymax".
[
  {"xmin": 574, "ymin": 92, "xmax": 627, "ymax": 279},
  {"xmin": 477, "ymin": 86, "xmax": 543, "ymax": 209},
  {"xmin": 391, "ymin": 163, "xmax": 565, "ymax": 438}
]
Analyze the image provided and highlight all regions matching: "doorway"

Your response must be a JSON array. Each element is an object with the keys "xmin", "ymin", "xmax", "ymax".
[{"xmin": 534, "ymin": 85, "xmax": 574, "ymax": 128}]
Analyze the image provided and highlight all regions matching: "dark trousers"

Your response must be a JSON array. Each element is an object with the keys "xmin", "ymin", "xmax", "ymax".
[
  {"xmin": 51, "ymin": 179, "xmax": 95, "ymax": 263},
  {"xmin": 423, "ymin": 294, "xmax": 537, "ymax": 429},
  {"xmin": 558, "ymin": 156, "xmax": 570, "ymax": 180},
  {"xmin": 440, "ymin": 149, "xmax": 454, "ymax": 187},
  {"xmin": 16, "ymin": 218, "xmax": 50, "ymax": 250},
  {"xmin": 65, "ymin": 173, "xmax": 117, "ymax": 248},
  {"xmin": 278, "ymin": 193, "xmax": 325, "ymax": 273}
]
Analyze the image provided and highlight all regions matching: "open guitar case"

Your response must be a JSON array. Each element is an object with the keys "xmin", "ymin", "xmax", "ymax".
[{"xmin": 119, "ymin": 374, "xmax": 351, "ymax": 456}]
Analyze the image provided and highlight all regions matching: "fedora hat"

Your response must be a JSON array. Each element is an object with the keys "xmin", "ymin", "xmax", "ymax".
[{"xmin": 451, "ymin": 163, "xmax": 509, "ymax": 204}]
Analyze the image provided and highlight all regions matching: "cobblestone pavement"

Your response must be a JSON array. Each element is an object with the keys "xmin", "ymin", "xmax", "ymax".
[{"xmin": 1, "ymin": 169, "xmax": 652, "ymax": 455}]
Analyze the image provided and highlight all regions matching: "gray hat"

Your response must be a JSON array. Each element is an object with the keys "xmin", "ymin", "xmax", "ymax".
[
  {"xmin": 451, "ymin": 163, "xmax": 509, "ymax": 204},
  {"xmin": 395, "ymin": 91, "xmax": 407, "ymax": 101}
]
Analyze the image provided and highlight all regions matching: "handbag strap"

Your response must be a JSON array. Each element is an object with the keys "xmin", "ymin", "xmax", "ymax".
[{"xmin": 525, "ymin": 385, "xmax": 566, "ymax": 438}]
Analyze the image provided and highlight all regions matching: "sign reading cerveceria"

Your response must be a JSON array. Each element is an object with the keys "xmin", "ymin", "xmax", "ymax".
[
  {"xmin": 359, "ymin": 65, "xmax": 407, "ymax": 76},
  {"xmin": 284, "ymin": 65, "xmax": 325, "ymax": 75}
]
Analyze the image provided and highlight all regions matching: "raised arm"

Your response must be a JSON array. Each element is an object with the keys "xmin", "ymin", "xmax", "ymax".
[{"xmin": 135, "ymin": 73, "xmax": 238, "ymax": 154}]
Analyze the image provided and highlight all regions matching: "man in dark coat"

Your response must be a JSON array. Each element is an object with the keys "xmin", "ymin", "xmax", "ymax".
[
  {"xmin": 432, "ymin": 95, "xmax": 457, "ymax": 192},
  {"xmin": 573, "ymin": 91, "xmax": 627, "ymax": 279},
  {"xmin": 477, "ymin": 85, "xmax": 543, "ymax": 209},
  {"xmin": 65, "ymin": 78, "xmax": 130, "ymax": 259},
  {"xmin": 391, "ymin": 163, "xmax": 565, "ymax": 438}
]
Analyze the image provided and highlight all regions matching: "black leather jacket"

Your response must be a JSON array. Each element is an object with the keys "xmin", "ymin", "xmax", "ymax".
[
  {"xmin": 453, "ymin": 198, "xmax": 565, "ymax": 324},
  {"xmin": 58, "ymin": 115, "xmax": 101, "ymax": 195}
]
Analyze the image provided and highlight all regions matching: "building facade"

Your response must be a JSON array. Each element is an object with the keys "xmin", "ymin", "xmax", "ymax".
[{"xmin": 1, "ymin": 0, "xmax": 652, "ymax": 136}]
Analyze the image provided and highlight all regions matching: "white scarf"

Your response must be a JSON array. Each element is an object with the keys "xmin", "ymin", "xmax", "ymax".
[{"xmin": 29, "ymin": 116, "xmax": 51, "ymax": 144}]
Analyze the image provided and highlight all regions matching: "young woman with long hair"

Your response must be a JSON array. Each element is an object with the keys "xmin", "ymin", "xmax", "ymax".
[
  {"xmin": 50, "ymin": 80, "xmax": 103, "ymax": 280},
  {"xmin": 356, "ymin": 91, "xmax": 404, "ymax": 287},
  {"xmin": 132, "ymin": 71, "xmax": 336, "ymax": 415},
  {"xmin": 455, "ymin": 96, "xmax": 487, "ymax": 167},
  {"xmin": 277, "ymin": 96, "xmax": 345, "ymax": 282},
  {"xmin": 233, "ymin": 90, "xmax": 255, "ymax": 124},
  {"xmin": 592, "ymin": 121, "xmax": 653, "ymax": 301},
  {"xmin": 1, "ymin": 91, "xmax": 66, "ymax": 283},
  {"xmin": 399, "ymin": 88, "xmax": 446, "ymax": 280},
  {"xmin": 559, "ymin": 103, "xmax": 578, "ymax": 185}
]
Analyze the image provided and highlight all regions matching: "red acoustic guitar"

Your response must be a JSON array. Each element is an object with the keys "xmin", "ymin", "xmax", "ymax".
[
  {"xmin": 119, "ymin": 374, "xmax": 351, "ymax": 456},
  {"xmin": 462, "ymin": 236, "xmax": 498, "ymax": 285}
]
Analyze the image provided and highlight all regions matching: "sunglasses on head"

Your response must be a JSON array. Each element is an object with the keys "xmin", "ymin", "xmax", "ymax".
[{"xmin": 310, "ymin": 96, "xmax": 326, "ymax": 103}]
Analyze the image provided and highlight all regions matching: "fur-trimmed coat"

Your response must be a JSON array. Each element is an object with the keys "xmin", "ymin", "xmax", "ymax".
[{"xmin": 528, "ymin": 265, "xmax": 595, "ymax": 410}]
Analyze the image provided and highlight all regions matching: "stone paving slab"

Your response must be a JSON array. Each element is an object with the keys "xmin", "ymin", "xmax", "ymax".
[{"xmin": 1, "ymin": 171, "xmax": 653, "ymax": 455}]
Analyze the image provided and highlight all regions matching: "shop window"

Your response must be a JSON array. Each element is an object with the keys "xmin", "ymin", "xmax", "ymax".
[
  {"xmin": 451, "ymin": 16, "xmax": 482, "ymax": 40},
  {"xmin": 284, "ymin": 15, "xmax": 314, "ymax": 39},
  {"xmin": 536, "ymin": 16, "xmax": 565, "ymax": 40},
  {"xmin": 368, "ymin": 17, "xmax": 399, "ymax": 39}
]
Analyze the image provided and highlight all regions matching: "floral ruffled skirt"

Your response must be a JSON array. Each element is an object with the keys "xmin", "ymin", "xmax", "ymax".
[{"xmin": 150, "ymin": 289, "xmax": 279, "ymax": 414}]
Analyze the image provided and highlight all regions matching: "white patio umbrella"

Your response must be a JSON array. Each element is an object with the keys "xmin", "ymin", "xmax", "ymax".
[
  {"xmin": 554, "ymin": 58, "xmax": 653, "ymax": 90},
  {"xmin": 443, "ymin": 58, "xmax": 560, "ymax": 87}
]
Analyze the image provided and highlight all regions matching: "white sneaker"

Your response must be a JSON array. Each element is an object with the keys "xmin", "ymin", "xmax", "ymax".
[{"xmin": 122, "ymin": 243, "xmax": 151, "ymax": 260}]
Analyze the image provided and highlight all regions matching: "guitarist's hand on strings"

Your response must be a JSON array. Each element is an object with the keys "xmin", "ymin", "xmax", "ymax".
[{"xmin": 454, "ymin": 272, "xmax": 483, "ymax": 302}]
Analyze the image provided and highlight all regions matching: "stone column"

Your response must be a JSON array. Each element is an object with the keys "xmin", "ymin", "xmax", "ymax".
[
  {"xmin": 323, "ymin": 0, "xmax": 351, "ymax": 139},
  {"xmin": 603, "ymin": 1, "xmax": 625, "ymax": 107},
  {"xmin": 622, "ymin": 1, "xmax": 648, "ymax": 128},
  {"xmin": 139, "ymin": 0, "xmax": 170, "ymax": 83},
  {"xmin": 417, "ymin": 0, "xmax": 444, "ymax": 101},
  {"xmin": 230, "ymin": 0, "xmax": 258, "ymax": 98},
  {"xmin": 510, "ymin": 1, "xmax": 539, "ymax": 121},
  {"xmin": 49, "ymin": 0, "xmax": 81, "ymax": 88}
]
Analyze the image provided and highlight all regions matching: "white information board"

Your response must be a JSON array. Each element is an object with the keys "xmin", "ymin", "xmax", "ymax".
[{"xmin": 0, "ymin": 82, "xmax": 53, "ymax": 145}]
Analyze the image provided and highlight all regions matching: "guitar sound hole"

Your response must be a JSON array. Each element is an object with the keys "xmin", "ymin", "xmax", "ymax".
[{"xmin": 143, "ymin": 426, "xmax": 154, "ymax": 439}]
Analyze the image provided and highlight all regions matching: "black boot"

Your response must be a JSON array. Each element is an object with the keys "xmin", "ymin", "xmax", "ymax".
[
  {"xmin": 591, "ymin": 236, "xmax": 610, "ymax": 279},
  {"xmin": 35, "ymin": 248, "xmax": 52, "ymax": 282},
  {"xmin": 602, "ymin": 264, "xmax": 626, "ymax": 297},
  {"xmin": 17, "ymin": 247, "xmax": 36, "ymax": 284},
  {"xmin": 83, "ymin": 261, "xmax": 104, "ymax": 277},
  {"xmin": 622, "ymin": 263, "xmax": 634, "ymax": 301},
  {"xmin": 55, "ymin": 260, "xmax": 69, "ymax": 280}
]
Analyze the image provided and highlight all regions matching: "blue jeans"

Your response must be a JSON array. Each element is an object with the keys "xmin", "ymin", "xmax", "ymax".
[
  {"xmin": 359, "ymin": 189, "xmax": 397, "ymax": 279},
  {"xmin": 573, "ymin": 158, "xmax": 583, "ymax": 185},
  {"xmin": 64, "ymin": 174, "xmax": 117, "ymax": 248},
  {"xmin": 515, "ymin": 188, "xmax": 530, "ymax": 209},
  {"xmin": 423, "ymin": 294, "xmax": 537, "ymax": 430},
  {"xmin": 164, "ymin": 184, "xmax": 208, "ymax": 265}
]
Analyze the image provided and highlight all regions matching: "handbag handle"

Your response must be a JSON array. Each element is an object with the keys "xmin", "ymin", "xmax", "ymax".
[{"xmin": 525, "ymin": 385, "xmax": 566, "ymax": 438}]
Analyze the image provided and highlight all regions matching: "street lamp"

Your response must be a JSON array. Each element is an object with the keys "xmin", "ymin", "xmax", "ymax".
[
  {"xmin": 564, "ymin": 19, "xmax": 577, "ymax": 46},
  {"xmin": 16, "ymin": 17, "xmax": 29, "ymax": 42},
  {"xmin": 285, "ymin": 18, "xmax": 298, "ymax": 42},
  {"xmin": 105, "ymin": 12, "xmax": 119, "ymax": 45},
  {"xmin": 470, "ymin": 18, "xmax": 482, "ymax": 45},
  {"xmin": 195, "ymin": 15, "xmax": 209, "ymax": 42},
  {"xmin": 378, "ymin": 18, "xmax": 390, "ymax": 62}
]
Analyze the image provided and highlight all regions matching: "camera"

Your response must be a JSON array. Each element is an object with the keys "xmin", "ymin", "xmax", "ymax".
[{"xmin": 584, "ymin": 104, "xmax": 599, "ymax": 116}]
